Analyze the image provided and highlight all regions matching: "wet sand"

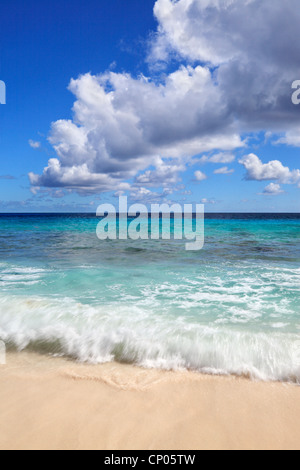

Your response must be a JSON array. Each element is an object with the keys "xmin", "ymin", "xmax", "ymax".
[{"xmin": 0, "ymin": 352, "xmax": 299, "ymax": 450}]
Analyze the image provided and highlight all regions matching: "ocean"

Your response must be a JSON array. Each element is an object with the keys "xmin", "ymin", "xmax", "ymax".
[{"xmin": 0, "ymin": 213, "xmax": 299, "ymax": 383}]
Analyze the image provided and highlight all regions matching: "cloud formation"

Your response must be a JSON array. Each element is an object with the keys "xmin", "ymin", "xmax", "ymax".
[
  {"xmin": 208, "ymin": 153, "xmax": 236, "ymax": 164},
  {"xmin": 239, "ymin": 154, "xmax": 300, "ymax": 185},
  {"xmin": 29, "ymin": 140, "xmax": 41, "ymax": 149},
  {"xmin": 29, "ymin": 68, "xmax": 242, "ymax": 194},
  {"xmin": 275, "ymin": 127, "xmax": 300, "ymax": 147},
  {"xmin": 263, "ymin": 183, "xmax": 284, "ymax": 195},
  {"xmin": 194, "ymin": 170, "xmax": 207, "ymax": 181},
  {"xmin": 214, "ymin": 166, "xmax": 234, "ymax": 175},
  {"xmin": 151, "ymin": 0, "xmax": 300, "ymax": 131},
  {"xmin": 29, "ymin": 0, "xmax": 300, "ymax": 197}
]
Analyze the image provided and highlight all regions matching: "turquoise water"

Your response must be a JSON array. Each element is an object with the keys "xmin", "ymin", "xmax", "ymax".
[{"xmin": 0, "ymin": 213, "xmax": 299, "ymax": 382}]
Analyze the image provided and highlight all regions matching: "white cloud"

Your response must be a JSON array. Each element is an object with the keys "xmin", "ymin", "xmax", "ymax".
[
  {"xmin": 275, "ymin": 128, "xmax": 300, "ymax": 147},
  {"xmin": 239, "ymin": 154, "xmax": 300, "ymax": 185},
  {"xmin": 29, "ymin": 140, "xmax": 41, "ymax": 149},
  {"xmin": 152, "ymin": 0, "xmax": 235, "ymax": 64},
  {"xmin": 29, "ymin": 158, "xmax": 131, "ymax": 195},
  {"xmin": 150, "ymin": 0, "xmax": 300, "ymax": 131},
  {"xmin": 208, "ymin": 153, "xmax": 235, "ymax": 164},
  {"xmin": 214, "ymin": 166, "xmax": 234, "ymax": 175},
  {"xmin": 129, "ymin": 186, "xmax": 173, "ymax": 204},
  {"xmin": 151, "ymin": 0, "xmax": 300, "ymax": 68},
  {"xmin": 191, "ymin": 152, "xmax": 236, "ymax": 166},
  {"xmin": 30, "ymin": 69, "xmax": 242, "ymax": 194},
  {"xmin": 130, "ymin": 187, "xmax": 154, "ymax": 202},
  {"xmin": 135, "ymin": 158, "xmax": 185, "ymax": 188},
  {"xmin": 194, "ymin": 170, "xmax": 207, "ymax": 181},
  {"xmin": 29, "ymin": 0, "xmax": 300, "ymax": 197},
  {"xmin": 263, "ymin": 183, "xmax": 284, "ymax": 195}
]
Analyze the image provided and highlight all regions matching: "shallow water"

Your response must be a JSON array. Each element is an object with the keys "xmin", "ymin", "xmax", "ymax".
[{"xmin": 0, "ymin": 213, "xmax": 299, "ymax": 382}]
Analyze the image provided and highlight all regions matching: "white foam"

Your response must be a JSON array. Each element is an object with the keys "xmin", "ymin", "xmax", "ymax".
[
  {"xmin": 0, "ymin": 266, "xmax": 50, "ymax": 289},
  {"xmin": 0, "ymin": 294, "xmax": 300, "ymax": 383}
]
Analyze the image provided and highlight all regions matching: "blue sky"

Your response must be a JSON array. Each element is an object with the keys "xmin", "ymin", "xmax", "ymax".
[{"xmin": 0, "ymin": 0, "xmax": 300, "ymax": 212}]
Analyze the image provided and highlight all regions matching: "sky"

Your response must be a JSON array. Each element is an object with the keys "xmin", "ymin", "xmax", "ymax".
[{"xmin": 0, "ymin": 0, "xmax": 300, "ymax": 213}]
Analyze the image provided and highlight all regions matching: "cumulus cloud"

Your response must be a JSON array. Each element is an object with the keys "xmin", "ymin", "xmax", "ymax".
[
  {"xmin": 29, "ymin": 0, "xmax": 300, "ymax": 197},
  {"xmin": 152, "ymin": 0, "xmax": 300, "ymax": 66},
  {"xmin": 150, "ymin": 0, "xmax": 300, "ymax": 130},
  {"xmin": 129, "ymin": 186, "xmax": 175, "ymax": 204},
  {"xmin": 29, "ymin": 69, "xmax": 242, "ymax": 194},
  {"xmin": 29, "ymin": 157, "xmax": 131, "ymax": 195},
  {"xmin": 275, "ymin": 127, "xmax": 300, "ymax": 147},
  {"xmin": 239, "ymin": 154, "xmax": 300, "ymax": 185},
  {"xmin": 194, "ymin": 170, "xmax": 207, "ymax": 181},
  {"xmin": 192, "ymin": 152, "xmax": 236, "ymax": 167},
  {"xmin": 263, "ymin": 183, "xmax": 284, "ymax": 195},
  {"xmin": 135, "ymin": 158, "xmax": 185, "ymax": 188},
  {"xmin": 29, "ymin": 140, "xmax": 41, "ymax": 149}
]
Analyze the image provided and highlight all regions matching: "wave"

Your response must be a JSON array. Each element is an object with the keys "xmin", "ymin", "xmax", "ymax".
[{"xmin": 0, "ymin": 295, "xmax": 300, "ymax": 384}]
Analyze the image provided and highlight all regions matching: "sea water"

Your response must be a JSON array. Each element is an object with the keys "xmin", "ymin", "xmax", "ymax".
[{"xmin": 0, "ymin": 213, "xmax": 299, "ymax": 382}]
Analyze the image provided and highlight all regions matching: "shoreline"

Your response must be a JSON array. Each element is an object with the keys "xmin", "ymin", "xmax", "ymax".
[{"xmin": 0, "ymin": 351, "xmax": 300, "ymax": 450}]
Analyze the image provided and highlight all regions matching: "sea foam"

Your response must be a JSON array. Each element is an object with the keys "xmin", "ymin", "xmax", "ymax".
[{"xmin": 0, "ymin": 294, "xmax": 300, "ymax": 383}]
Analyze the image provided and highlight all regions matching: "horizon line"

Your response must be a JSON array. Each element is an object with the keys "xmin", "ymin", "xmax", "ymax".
[{"xmin": 0, "ymin": 212, "xmax": 299, "ymax": 215}]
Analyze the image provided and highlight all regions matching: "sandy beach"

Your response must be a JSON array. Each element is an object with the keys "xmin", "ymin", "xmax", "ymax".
[{"xmin": 0, "ymin": 352, "xmax": 299, "ymax": 450}]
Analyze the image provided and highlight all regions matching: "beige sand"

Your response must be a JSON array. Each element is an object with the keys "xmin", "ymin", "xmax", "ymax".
[{"xmin": 0, "ymin": 352, "xmax": 299, "ymax": 450}]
